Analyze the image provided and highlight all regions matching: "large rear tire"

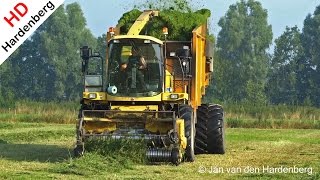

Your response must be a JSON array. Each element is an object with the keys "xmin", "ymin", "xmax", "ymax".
[
  {"xmin": 195, "ymin": 104, "xmax": 225, "ymax": 154},
  {"xmin": 179, "ymin": 105, "xmax": 195, "ymax": 162}
]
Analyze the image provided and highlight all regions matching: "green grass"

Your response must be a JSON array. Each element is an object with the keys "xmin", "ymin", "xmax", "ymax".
[
  {"xmin": 2, "ymin": 101, "xmax": 320, "ymax": 129},
  {"xmin": 0, "ymin": 101, "xmax": 78, "ymax": 124},
  {"xmin": 224, "ymin": 104, "xmax": 320, "ymax": 129},
  {"xmin": 52, "ymin": 138, "xmax": 148, "ymax": 176},
  {"xmin": 85, "ymin": 138, "xmax": 146, "ymax": 163},
  {"xmin": 0, "ymin": 122, "xmax": 318, "ymax": 179},
  {"xmin": 226, "ymin": 117, "xmax": 320, "ymax": 129}
]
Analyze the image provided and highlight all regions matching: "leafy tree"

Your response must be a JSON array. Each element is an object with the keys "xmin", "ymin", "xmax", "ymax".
[
  {"xmin": 0, "ymin": 54, "xmax": 17, "ymax": 107},
  {"xmin": 11, "ymin": 33, "xmax": 52, "ymax": 100},
  {"xmin": 301, "ymin": 6, "xmax": 320, "ymax": 106},
  {"xmin": 97, "ymin": 34, "xmax": 107, "ymax": 59},
  {"xmin": 214, "ymin": 0, "xmax": 273, "ymax": 104},
  {"xmin": 267, "ymin": 26, "xmax": 304, "ymax": 104},
  {"xmin": 41, "ymin": 3, "xmax": 96, "ymax": 100}
]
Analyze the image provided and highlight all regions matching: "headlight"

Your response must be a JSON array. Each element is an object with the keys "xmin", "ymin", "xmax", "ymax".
[
  {"xmin": 170, "ymin": 94, "xmax": 179, "ymax": 99},
  {"xmin": 107, "ymin": 86, "xmax": 117, "ymax": 94},
  {"xmin": 89, "ymin": 93, "xmax": 97, "ymax": 99}
]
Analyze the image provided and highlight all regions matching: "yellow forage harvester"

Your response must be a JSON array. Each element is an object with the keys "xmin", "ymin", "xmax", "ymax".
[{"xmin": 74, "ymin": 10, "xmax": 225, "ymax": 165}]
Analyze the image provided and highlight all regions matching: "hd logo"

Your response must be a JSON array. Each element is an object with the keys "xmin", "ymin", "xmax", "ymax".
[{"xmin": 0, "ymin": 0, "xmax": 64, "ymax": 65}]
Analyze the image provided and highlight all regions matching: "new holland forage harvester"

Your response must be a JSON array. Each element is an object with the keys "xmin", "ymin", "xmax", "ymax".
[{"xmin": 74, "ymin": 10, "xmax": 225, "ymax": 165}]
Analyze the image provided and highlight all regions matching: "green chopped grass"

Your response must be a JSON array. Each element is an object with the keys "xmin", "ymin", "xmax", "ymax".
[
  {"xmin": 85, "ymin": 138, "xmax": 146, "ymax": 164},
  {"xmin": 51, "ymin": 138, "xmax": 147, "ymax": 176}
]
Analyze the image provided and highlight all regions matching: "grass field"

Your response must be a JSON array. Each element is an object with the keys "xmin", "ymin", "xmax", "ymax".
[
  {"xmin": 1, "ymin": 101, "xmax": 320, "ymax": 130},
  {"xmin": 0, "ymin": 122, "xmax": 319, "ymax": 179}
]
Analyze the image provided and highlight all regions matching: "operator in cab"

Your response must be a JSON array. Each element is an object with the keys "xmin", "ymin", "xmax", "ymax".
[{"xmin": 120, "ymin": 48, "xmax": 147, "ymax": 91}]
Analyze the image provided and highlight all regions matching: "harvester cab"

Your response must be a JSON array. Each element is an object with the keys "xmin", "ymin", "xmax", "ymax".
[{"xmin": 74, "ymin": 10, "xmax": 225, "ymax": 165}]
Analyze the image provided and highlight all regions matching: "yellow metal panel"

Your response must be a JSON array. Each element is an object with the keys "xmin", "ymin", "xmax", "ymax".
[
  {"xmin": 111, "ymin": 105, "xmax": 158, "ymax": 111},
  {"xmin": 145, "ymin": 121, "xmax": 172, "ymax": 134},
  {"xmin": 84, "ymin": 121, "xmax": 117, "ymax": 133},
  {"xmin": 83, "ymin": 92, "xmax": 188, "ymax": 102},
  {"xmin": 191, "ymin": 24, "xmax": 207, "ymax": 109},
  {"xmin": 83, "ymin": 92, "xmax": 107, "ymax": 101},
  {"xmin": 127, "ymin": 10, "xmax": 159, "ymax": 35},
  {"xmin": 106, "ymin": 93, "xmax": 162, "ymax": 101},
  {"xmin": 165, "ymin": 70, "xmax": 173, "ymax": 91},
  {"xmin": 83, "ymin": 117, "xmax": 112, "ymax": 122},
  {"xmin": 176, "ymin": 119, "xmax": 187, "ymax": 149},
  {"xmin": 161, "ymin": 92, "xmax": 188, "ymax": 101}
]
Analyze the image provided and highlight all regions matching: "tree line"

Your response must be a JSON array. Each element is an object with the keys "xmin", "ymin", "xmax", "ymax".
[
  {"xmin": 1, "ymin": 0, "xmax": 320, "ymax": 107},
  {"xmin": 210, "ymin": 0, "xmax": 320, "ymax": 107}
]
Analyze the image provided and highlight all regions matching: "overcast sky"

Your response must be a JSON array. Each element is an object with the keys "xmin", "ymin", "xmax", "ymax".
[{"xmin": 64, "ymin": 0, "xmax": 320, "ymax": 41}]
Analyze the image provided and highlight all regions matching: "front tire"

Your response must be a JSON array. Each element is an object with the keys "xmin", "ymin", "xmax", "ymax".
[
  {"xmin": 179, "ymin": 105, "xmax": 195, "ymax": 162},
  {"xmin": 74, "ymin": 110, "xmax": 85, "ymax": 157}
]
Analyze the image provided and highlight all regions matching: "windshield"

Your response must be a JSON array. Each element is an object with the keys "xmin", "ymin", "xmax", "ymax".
[
  {"xmin": 83, "ymin": 56, "xmax": 103, "ymax": 92},
  {"xmin": 86, "ymin": 56, "xmax": 103, "ymax": 75},
  {"xmin": 107, "ymin": 38, "xmax": 163, "ymax": 97}
]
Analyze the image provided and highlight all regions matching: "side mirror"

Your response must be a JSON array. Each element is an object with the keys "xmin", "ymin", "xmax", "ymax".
[
  {"xmin": 170, "ymin": 46, "xmax": 192, "ymax": 77},
  {"xmin": 176, "ymin": 48, "xmax": 190, "ymax": 58},
  {"xmin": 182, "ymin": 60, "xmax": 190, "ymax": 75},
  {"xmin": 80, "ymin": 46, "xmax": 91, "ymax": 60},
  {"xmin": 80, "ymin": 46, "xmax": 91, "ymax": 73},
  {"xmin": 82, "ymin": 61, "xmax": 86, "ymax": 73}
]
